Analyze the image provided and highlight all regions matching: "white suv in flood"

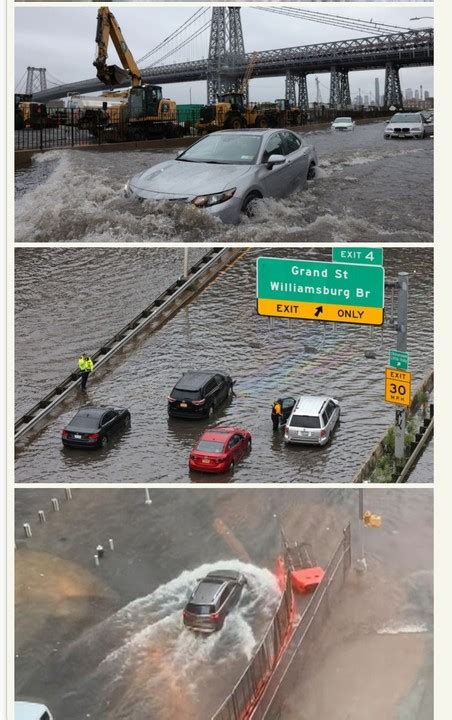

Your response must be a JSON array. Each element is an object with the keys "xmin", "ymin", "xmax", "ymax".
[{"xmin": 284, "ymin": 395, "xmax": 340, "ymax": 446}]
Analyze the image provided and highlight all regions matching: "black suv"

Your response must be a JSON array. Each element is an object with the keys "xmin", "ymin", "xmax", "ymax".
[
  {"xmin": 183, "ymin": 570, "xmax": 246, "ymax": 633},
  {"xmin": 168, "ymin": 371, "xmax": 233, "ymax": 419}
]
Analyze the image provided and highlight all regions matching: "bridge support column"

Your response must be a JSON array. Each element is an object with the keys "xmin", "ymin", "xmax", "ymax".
[
  {"xmin": 330, "ymin": 67, "xmax": 350, "ymax": 109},
  {"xmin": 285, "ymin": 69, "xmax": 297, "ymax": 107},
  {"xmin": 384, "ymin": 63, "xmax": 403, "ymax": 109},
  {"xmin": 298, "ymin": 73, "xmax": 309, "ymax": 113}
]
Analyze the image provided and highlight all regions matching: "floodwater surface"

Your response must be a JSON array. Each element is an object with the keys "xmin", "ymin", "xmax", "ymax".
[{"xmin": 15, "ymin": 246, "xmax": 433, "ymax": 483}]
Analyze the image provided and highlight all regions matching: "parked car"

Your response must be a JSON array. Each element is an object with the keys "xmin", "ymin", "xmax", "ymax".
[
  {"xmin": 124, "ymin": 129, "xmax": 317, "ymax": 224},
  {"xmin": 189, "ymin": 426, "xmax": 252, "ymax": 473},
  {"xmin": 384, "ymin": 112, "xmax": 433, "ymax": 139},
  {"xmin": 61, "ymin": 406, "xmax": 131, "ymax": 449},
  {"xmin": 331, "ymin": 117, "xmax": 355, "ymax": 131},
  {"xmin": 284, "ymin": 395, "xmax": 340, "ymax": 446},
  {"xmin": 183, "ymin": 570, "xmax": 247, "ymax": 632},
  {"xmin": 15, "ymin": 702, "xmax": 53, "ymax": 720},
  {"xmin": 168, "ymin": 371, "xmax": 233, "ymax": 419}
]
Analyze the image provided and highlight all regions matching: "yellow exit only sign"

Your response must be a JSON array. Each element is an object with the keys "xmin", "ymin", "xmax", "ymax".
[{"xmin": 385, "ymin": 367, "xmax": 412, "ymax": 407}]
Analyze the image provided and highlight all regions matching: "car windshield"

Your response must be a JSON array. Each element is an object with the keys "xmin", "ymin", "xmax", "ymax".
[
  {"xmin": 335, "ymin": 118, "xmax": 352, "ymax": 123},
  {"xmin": 178, "ymin": 134, "xmax": 262, "ymax": 165},
  {"xmin": 290, "ymin": 415, "xmax": 321, "ymax": 429},
  {"xmin": 391, "ymin": 114, "xmax": 422, "ymax": 123},
  {"xmin": 197, "ymin": 440, "xmax": 225, "ymax": 453},
  {"xmin": 69, "ymin": 413, "xmax": 99, "ymax": 429}
]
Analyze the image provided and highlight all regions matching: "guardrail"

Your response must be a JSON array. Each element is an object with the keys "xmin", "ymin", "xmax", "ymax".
[
  {"xmin": 211, "ymin": 524, "xmax": 352, "ymax": 720},
  {"xmin": 15, "ymin": 247, "xmax": 245, "ymax": 443}
]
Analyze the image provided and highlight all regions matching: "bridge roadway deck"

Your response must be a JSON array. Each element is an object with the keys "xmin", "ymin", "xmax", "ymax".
[{"xmin": 33, "ymin": 29, "xmax": 433, "ymax": 103}]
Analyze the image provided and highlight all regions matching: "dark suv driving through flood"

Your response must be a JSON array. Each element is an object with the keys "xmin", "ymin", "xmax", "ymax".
[
  {"xmin": 168, "ymin": 370, "xmax": 234, "ymax": 419},
  {"xmin": 183, "ymin": 570, "xmax": 246, "ymax": 633}
]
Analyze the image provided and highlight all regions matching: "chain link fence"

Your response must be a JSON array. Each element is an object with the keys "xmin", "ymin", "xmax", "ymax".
[{"xmin": 210, "ymin": 524, "xmax": 351, "ymax": 720}]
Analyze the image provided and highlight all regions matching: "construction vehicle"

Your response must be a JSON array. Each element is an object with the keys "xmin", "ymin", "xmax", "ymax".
[
  {"xmin": 91, "ymin": 6, "xmax": 182, "ymax": 140},
  {"xmin": 15, "ymin": 99, "xmax": 60, "ymax": 130},
  {"xmin": 196, "ymin": 54, "xmax": 301, "ymax": 133}
]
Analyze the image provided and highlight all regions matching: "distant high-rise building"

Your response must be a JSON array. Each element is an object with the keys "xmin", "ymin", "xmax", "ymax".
[
  {"xmin": 406, "ymin": 88, "xmax": 413, "ymax": 100},
  {"xmin": 364, "ymin": 95, "xmax": 369, "ymax": 105},
  {"xmin": 375, "ymin": 78, "xmax": 380, "ymax": 107},
  {"xmin": 425, "ymin": 90, "xmax": 430, "ymax": 100},
  {"xmin": 415, "ymin": 89, "xmax": 419, "ymax": 100}
]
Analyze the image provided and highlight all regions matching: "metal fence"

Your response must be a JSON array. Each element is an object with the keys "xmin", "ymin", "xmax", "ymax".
[
  {"xmin": 14, "ymin": 106, "xmax": 201, "ymax": 151},
  {"xmin": 258, "ymin": 523, "xmax": 352, "ymax": 720},
  {"xmin": 210, "ymin": 524, "xmax": 351, "ymax": 720},
  {"xmin": 14, "ymin": 104, "xmax": 406, "ymax": 152},
  {"xmin": 211, "ymin": 572, "xmax": 295, "ymax": 720}
]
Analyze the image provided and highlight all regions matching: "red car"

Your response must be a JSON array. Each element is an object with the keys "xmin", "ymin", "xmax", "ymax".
[{"xmin": 189, "ymin": 426, "xmax": 252, "ymax": 474}]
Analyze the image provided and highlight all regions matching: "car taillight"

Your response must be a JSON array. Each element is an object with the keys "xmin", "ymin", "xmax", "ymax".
[
  {"xmin": 191, "ymin": 399, "xmax": 206, "ymax": 406},
  {"xmin": 320, "ymin": 430, "xmax": 327, "ymax": 438},
  {"xmin": 88, "ymin": 433, "xmax": 100, "ymax": 440},
  {"xmin": 62, "ymin": 430, "xmax": 69, "ymax": 438},
  {"xmin": 167, "ymin": 396, "xmax": 176, "ymax": 403}
]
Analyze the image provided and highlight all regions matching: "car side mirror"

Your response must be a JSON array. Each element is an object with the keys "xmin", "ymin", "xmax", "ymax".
[{"xmin": 266, "ymin": 154, "xmax": 286, "ymax": 170}]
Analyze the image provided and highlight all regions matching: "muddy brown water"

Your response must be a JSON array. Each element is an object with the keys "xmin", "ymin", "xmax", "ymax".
[{"xmin": 14, "ymin": 487, "xmax": 433, "ymax": 720}]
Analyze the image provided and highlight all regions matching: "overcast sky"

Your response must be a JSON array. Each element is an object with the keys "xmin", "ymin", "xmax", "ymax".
[{"xmin": 15, "ymin": 5, "xmax": 434, "ymax": 104}]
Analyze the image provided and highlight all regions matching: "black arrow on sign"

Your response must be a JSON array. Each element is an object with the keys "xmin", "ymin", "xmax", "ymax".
[{"xmin": 314, "ymin": 306, "xmax": 323, "ymax": 317}]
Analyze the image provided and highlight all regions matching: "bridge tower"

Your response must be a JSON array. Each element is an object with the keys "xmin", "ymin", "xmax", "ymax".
[
  {"xmin": 207, "ymin": 7, "xmax": 246, "ymax": 104},
  {"xmin": 384, "ymin": 63, "xmax": 403, "ymax": 108},
  {"xmin": 25, "ymin": 67, "xmax": 47, "ymax": 95},
  {"xmin": 298, "ymin": 73, "xmax": 309, "ymax": 113},
  {"xmin": 329, "ymin": 67, "xmax": 351, "ymax": 109},
  {"xmin": 285, "ymin": 69, "xmax": 297, "ymax": 108}
]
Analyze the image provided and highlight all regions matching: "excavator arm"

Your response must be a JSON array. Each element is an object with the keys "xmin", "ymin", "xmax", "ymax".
[{"xmin": 94, "ymin": 6, "xmax": 141, "ymax": 88}]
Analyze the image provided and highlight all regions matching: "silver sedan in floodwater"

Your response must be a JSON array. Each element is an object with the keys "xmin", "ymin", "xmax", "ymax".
[{"xmin": 124, "ymin": 129, "xmax": 317, "ymax": 224}]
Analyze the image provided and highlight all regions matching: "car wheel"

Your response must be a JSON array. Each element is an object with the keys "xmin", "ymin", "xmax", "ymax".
[
  {"xmin": 307, "ymin": 162, "xmax": 316, "ymax": 180},
  {"xmin": 241, "ymin": 192, "xmax": 262, "ymax": 218},
  {"xmin": 256, "ymin": 116, "xmax": 269, "ymax": 129}
]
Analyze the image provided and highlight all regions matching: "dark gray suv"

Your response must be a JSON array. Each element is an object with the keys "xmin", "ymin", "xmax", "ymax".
[
  {"xmin": 168, "ymin": 370, "xmax": 233, "ymax": 419},
  {"xmin": 183, "ymin": 570, "xmax": 246, "ymax": 633}
]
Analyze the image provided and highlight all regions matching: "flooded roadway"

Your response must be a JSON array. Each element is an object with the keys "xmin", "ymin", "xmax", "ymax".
[
  {"xmin": 15, "ymin": 122, "xmax": 433, "ymax": 243},
  {"xmin": 15, "ymin": 246, "xmax": 433, "ymax": 483},
  {"xmin": 15, "ymin": 487, "xmax": 433, "ymax": 720}
]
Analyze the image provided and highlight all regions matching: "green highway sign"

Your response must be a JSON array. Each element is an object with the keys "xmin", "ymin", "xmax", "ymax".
[
  {"xmin": 256, "ymin": 256, "xmax": 385, "ymax": 326},
  {"xmin": 332, "ymin": 247, "xmax": 383, "ymax": 266},
  {"xmin": 389, "ymin": 349, "xmax": 409, "ymax": 370}
]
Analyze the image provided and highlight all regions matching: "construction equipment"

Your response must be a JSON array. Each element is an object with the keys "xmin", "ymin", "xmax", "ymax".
[
  {"xmin": 91, "ymin": 6, "xmax": 181, "ymax": 140},
  {"xmin": 196, "ymin": 53, "xmax": 301, "ymax": 132}
]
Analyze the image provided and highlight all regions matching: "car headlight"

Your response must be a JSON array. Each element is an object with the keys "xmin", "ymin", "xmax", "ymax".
[{"xmin": 192, "ymin": 188, "xmax": 236, "ymax": 208}]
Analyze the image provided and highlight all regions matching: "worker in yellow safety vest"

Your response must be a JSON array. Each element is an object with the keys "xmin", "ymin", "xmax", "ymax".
[
  {"xmin": 271, "ymin": 399, "xmax": 283, "ymax": 430},
  {"xmin": 79, "ymin": 352, "xmax": 94, "ymax": 391}
]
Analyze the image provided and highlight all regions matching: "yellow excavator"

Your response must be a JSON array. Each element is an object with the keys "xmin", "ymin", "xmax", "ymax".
[
  {"xmin": 91, "ymin": 6, "xmax": 181, "ymax": 140},
  {"xmin": 196, "ymin": 53, "xmax": 301, "ymax": 133}
]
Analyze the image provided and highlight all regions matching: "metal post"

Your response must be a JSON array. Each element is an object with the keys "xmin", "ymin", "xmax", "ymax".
[
  {"xmin": 65, "ymin": 488, "xmax": 72, "ymax": 500},
  {"xmin": 355, "ymin": 489, "xmax": 367, "ymax": 572},
  {"xmin": 145, "ymin": 488, "xmax": 152, "ymax": 505},
  {"xmin": 109, "ymin": 538, "xmax": 114, "ymax": 551},
  {"xmin": 183, "ymin": 248, "xmax": 189, "ymax": 277},
  {"xmin": 51, "ymin": 498, "xmax": 60, "ymax": 512},
  {"xmin": 24, "ymin": 523, "xmax": 32, "ymax": 538},
  {"xmin": 394, "ymin": 272, "xmax": 408, "ymax": 461},
  {"xmin": 38, "ymin": 510, "xmax": 46, "ymax": 523}
]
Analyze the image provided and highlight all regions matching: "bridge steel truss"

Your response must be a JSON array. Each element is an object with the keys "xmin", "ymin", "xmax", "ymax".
[{"xmin": 33, "ymin": 28, "xmax": 433, "ymax": 111}]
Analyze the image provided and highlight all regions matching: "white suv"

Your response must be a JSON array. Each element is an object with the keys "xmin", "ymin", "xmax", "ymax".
[
  {"xmin": 15, "ymin": 702, "xmax": 53, "ymax": 720},
  {"xmin": 284, "ymin": 395, "xmax": 340, "ymax": 446}
]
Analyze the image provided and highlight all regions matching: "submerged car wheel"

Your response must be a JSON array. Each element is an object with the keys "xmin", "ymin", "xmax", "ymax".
[
  {"xmin": 241, "ymin": 192, "xmax": 262, "ymax": 218},
  {"xmin": 307, "ymin": 162, "xmax": 316, "ymax": 180}
]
